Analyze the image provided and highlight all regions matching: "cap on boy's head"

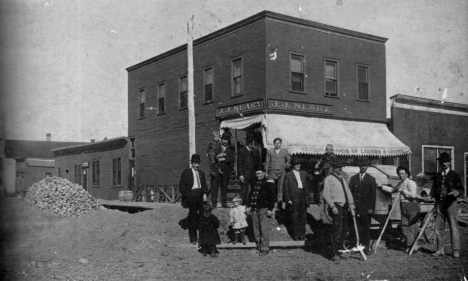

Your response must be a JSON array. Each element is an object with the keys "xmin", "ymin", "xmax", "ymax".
[
  {"xmin": 221, "ymin": 132, "xmax": 231, "ymax": 140},
  {"xmin": 437, "ymin": 152, "xmax": 451, "ymax": 163},
  {"xmin": 191, "ymin": 154, "xmax": 201, "ymax": 163},
  {"xmin": 255, "ymin": 163, "xmax": 265, "ymax": 172},
  {"xmin": 232, "ymin": 196, "xmax": 242, "ymax": 203},
  {"xmin": 290, "ymin": 157, "xmax": 301, "ymax": 166},
  {"xmin": 330, "ymin": 159, "xmax": 345, "ymax": 168},
  {"xmin": 358, "ymin": 157, "xmax": 370, "ymax": 167}
]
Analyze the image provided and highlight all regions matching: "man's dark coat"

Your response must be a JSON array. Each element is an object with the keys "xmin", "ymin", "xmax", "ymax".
[
  {"xmin": 349, "ymin": 173, "xmax": 377, "ymax": 216},
  {"xmin": 179, "ymin": 168, "xmax": 209, "ymax": 208},
  {"xmin": 237, "ymin": 146, "xmax": 260, "ymax": 178},
  {"xmin": 430, "ymin": 169, "xmax": 464, "ymax": 206},
  {"xmin": 283, "ymin": 170, "xmax": 313, "ymax": 207}
]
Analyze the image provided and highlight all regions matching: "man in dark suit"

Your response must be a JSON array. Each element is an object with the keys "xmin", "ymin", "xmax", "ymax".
[
  {"xmin": 179, "ymin": 154, "xmax": 210, "ymax": 244},
  {"xmin": 246, "ymin": 164, "xmax": 276, "ymax": 256},
  {"xmin": 428, "ymin": 152, "xmax": 464, "ymax": 258},
  {"xmin": 284, "ymin": 157, "xmax": 313, "ymax": 241},
  {"xmin": 349, "ymin": 157, "xmax": 376, "ymax": 255},
  {"xmin": 211, "ymin": 132, "xmax": 235, "ymax": 208},
  {"xmin": 237, "ymin": 135, "xmax": 260, "ymax": 204}
]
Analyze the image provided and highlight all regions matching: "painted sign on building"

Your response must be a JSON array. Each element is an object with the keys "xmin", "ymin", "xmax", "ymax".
[
  {"xmin": 268, "ymin": 99, "xmax": 332, "ymax": 115},
  {"xmin": 216, "ymin": 99, "xmax": 265, "ymax": 117}
]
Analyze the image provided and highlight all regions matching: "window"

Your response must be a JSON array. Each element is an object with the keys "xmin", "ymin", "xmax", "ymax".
[
  {"xmin": 58, "ymin": 168, "xmax": 61, "ymax": 178},
  {"xmin": 232, "ymin": 57, "xmax": 243, "ymax": 96},
  {"xmin": 112, "ymin": 158, "xmax": 122, "ymax": 186},
  {"xmin": 130, "ymin": 138, "xmax": 135, "ymax": 159},
  {"xmin": 204, "ymin": 67, "xmax": 214, "ymax": 103},
  {"xmin": 422, "ymin": 146, "xmax": 454, "ymax": 175},
  {"xmin": 357, "ymin": 65, "xmax": 369, "ymax": 100},
  {"xmin": 45, "ymin": 172, "xmax": 52, "ymax": 178},
  {"xmin": 74, "ymin": 164, "xmax": 82, "ymax": 185},
  {"xmin": 139, "ymin": 89, "xmax": 146, "ymax": 118},
  {"xmin": 92, "ymin": 160, "xmax": 101, "ymax": 186},
  {"xmin": 290, "ymin": 54, "xmax": 305, "ymax": 92},
  {"xmin": 179, "ymin": 75, "xmax": 188, "ymax": 109},
  {"xmin": 325, "ymin": 60, "xmax": 338, "ymax": 97},
  {"xmin": 158, "ymin": 83, "xmax": 166, "ymax": 114}
]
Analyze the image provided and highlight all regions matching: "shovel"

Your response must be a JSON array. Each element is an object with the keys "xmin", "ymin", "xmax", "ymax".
[
  {"xmin": 374, "ymin": 191, "xmax": 401, "ymax": 253},
  {"xmin": 409, "ymin": 206, "xmax": 435, "ymax": 255},
  {"xmin": 351, "ymin": 212, "xmax": 367, "ymax": 261}
]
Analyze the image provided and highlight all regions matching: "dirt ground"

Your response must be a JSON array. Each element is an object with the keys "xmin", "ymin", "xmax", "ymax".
[{"xmin": 1, "ymin": 197, "xmax": 467, "ymax": 281}]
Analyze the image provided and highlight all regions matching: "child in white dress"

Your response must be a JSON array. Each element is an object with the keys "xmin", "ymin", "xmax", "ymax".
[{"xmin": 229, "ymin": 196, "xmax": 248, "ymax": 244}]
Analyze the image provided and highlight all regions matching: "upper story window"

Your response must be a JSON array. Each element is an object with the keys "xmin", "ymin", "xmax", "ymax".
[
  {"xmin": 158, "ymin": 82, "xmax": 166, "ymax": 114},
  {"xmin": 290, "ymin": 53, "xmax": 305, "ymax": 93},
  {"xmin": 139, "ymin": 89, "xmax": 146, "ymax": 118},
  {"xmin": 422, "ymin": 146, "xmax": 454, "ymax": 175},
  {"xmin": 357, "ymin": 65, "xmax": 369, "ymax": 101},
  {"xmin": 179, "ymin": 75, "xmax": 188, "ymax": 109},
  {"xmin": 325, "ymin": 59, "xmax": 338, "ymax": 97},
  {"xmin": 231, "ymin": 57, "xmax": 243, "ymax": 96},
  {"xmin": 204, "ymin": 66, "xmax": 214, "ymax": 103},
  {"xmin": 92, "ymin": 160, "xmax": 101, "ymax": 186}
]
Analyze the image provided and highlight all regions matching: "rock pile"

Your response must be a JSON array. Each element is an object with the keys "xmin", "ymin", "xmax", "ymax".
[{"xmin": 25, "ymin": 176, "xmax": 101, "ymax": 217}]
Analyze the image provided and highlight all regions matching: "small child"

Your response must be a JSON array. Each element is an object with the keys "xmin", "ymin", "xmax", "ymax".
[
  {"xmin": 229, "ymin": 196, "xmax": 248, "ymax": 244},
  {"xmin": 206, "ymin": 131, "xmax": 222, "ymax": 176},
  {"xmin": 198, "ymin": 203, "xmax": 221, "ymax": 257}
]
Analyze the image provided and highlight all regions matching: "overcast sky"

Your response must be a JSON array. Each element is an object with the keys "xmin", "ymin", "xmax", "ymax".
[{"xmin": 1, "ymin": 0, "xmax": 467, "ymax": 142}]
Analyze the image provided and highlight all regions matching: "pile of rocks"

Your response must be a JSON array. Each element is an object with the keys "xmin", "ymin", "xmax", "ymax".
[{"xmin": 25, "ymin": 176, "xmax": 101, "ymax": 217}]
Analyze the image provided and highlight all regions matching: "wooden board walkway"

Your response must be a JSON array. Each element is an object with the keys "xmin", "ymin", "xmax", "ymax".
[{"xmin": 167, "ymin": 241, "xmax": 314, "ymax": 249}]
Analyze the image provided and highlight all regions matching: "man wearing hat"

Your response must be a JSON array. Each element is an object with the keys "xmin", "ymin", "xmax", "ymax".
[
  {"xmin": 348, "ymin": 157, "xmax": 376, "ymax": 255},
  {"xmin": 237, "ymin": 134, "xmax": 261, "ymax": 204},
  {"xmin": 428, "ymin": 152, "xmax": 464, "ymax": 258},
  {"xmin": 212, "ymin": 132, "xmax": 235, "ymax": 208},
  {"xmin": 179, "ymin": 154, "xmax": 210, "ymax": 244},
  {"xmin": 283, "ymin": 156, "xmax": 313, "ymax": 241},
  {"xmin": 246, "ymin": 164, "xmax": 276, "ymax": 256},
  {"xmin": 322, "ymin": 159, "xmax": 355, "ymax": 260}
]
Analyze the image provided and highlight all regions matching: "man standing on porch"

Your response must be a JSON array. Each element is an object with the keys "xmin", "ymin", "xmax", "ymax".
[{"xmin": 265, "ymin": 137, "xmax": 291, "ymax": 208}]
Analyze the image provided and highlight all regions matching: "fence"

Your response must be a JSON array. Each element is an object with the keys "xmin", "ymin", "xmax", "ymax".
[{"xmin": 131, "ymin": 184, "xmax": 182, "ymax": 204}]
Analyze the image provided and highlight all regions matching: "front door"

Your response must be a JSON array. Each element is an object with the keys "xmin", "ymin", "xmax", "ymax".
[
  {"xmin": 465, "ymin": 152, "xmax": 468, "ymax": 197},
  {"xmin": 83, "ymin": 168, "xmax": 88, "ymax": 191}
]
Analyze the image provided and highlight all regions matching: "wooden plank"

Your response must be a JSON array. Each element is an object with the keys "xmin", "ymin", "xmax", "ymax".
[
  {"xmin": 157, "ymin": 186, "xmax": 174, "ymax": 203},
  {"xmin": 167, "ymin": 241, "xmax": 313, "ymax": 249}
]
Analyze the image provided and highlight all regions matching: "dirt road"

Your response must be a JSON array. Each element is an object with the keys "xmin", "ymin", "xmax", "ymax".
[{"xmin": 1, "ymin": 197, "xmax": 467, "ymax": 281}]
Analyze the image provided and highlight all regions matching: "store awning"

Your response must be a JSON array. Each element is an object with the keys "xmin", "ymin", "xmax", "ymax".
[
  {"xmin": 221, "ymin": 114, "xmax": 411, "ymax": 156},
  {"xmin": 220, "ymin": 114, "xmax": 265, "ymax": 130}
]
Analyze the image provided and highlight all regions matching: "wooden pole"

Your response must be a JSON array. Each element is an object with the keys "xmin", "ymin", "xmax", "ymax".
[
  {"xmin": 409, "ymin": 207, "xmax": 434, "ymax": 255},
  {"xmin": 352, "ymin": 214, "xmax": 367, "ymax": 261},
  {"xmin": 187, "ymin": 16, "xmax": 196, "ymax": 163},
  {"xmin": 374, "ymin": 191, "xmax": 401, "ymax": 253}
]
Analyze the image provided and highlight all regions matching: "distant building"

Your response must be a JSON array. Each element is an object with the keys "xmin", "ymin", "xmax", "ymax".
[
  {"xmin": 126, "ymin": 11, "xmax": 410, "ymax": 187},
  {"xmin": 389, "ymin": 94, "xmax": 468, "ymax": 195},
  {"xmin": 3, "ymin": 135, "xmax": 85, "ymax": 195},
  {"xmin": 52, "ymin": 137, "xmax": 133, "ymax": 200}
]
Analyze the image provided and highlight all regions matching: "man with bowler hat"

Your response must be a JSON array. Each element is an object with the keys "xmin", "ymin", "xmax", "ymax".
[
  {"xmin": 212, "ymin": 132, "xmax": 235, "ymax": 208},
  {"xmin": 237, "ymin": 134, "xmax": 261, "ymax": 204},
  {"xmin": 179, "ymin": 154, "xmax": 210, "ymax": 244},
  {"xmin": 283, "ymin": 156, "xmax": 313, "ymax": 241},
  {"xmin": 349, "ymin": 157, "xmax": 376, "ymax": 255},
  {"xmin": 428, "ymin": 152, "xmax": 464, "ymax": 258},
  {"xmin": 323, "ymin": 159, "xmax": 355, "ymax": 260}
]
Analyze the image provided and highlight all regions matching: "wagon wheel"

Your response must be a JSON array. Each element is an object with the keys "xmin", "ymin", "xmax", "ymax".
[{"xmin": 423, "ymin": 212, "xmax": 437, "ymax": 245}]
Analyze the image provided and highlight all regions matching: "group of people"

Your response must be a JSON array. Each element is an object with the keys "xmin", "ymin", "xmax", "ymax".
[{"xmin": 179, "ymin": 133, "xmax": 464, "ymax": 260}]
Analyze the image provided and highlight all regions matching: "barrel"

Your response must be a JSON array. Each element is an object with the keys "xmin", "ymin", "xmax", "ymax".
[{"xmin": 124, "ymin": 191, "xmax": 134, "ymax": 202}]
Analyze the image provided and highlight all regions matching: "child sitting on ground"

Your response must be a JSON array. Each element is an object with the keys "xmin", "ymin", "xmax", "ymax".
[
  {"xmin": 198, "ymin": 203, "xmax": 221, "ymax": 257},
  {"xmin": 229, "ymin": 196, "xmax": 248, "ymax": 244}
]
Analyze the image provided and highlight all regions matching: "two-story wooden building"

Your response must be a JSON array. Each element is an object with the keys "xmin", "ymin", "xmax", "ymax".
[{"xmin": 127, "ymin": 11, "xmax": 410, "ymax": 186}]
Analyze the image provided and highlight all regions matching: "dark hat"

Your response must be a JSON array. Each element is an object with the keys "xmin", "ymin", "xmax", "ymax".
[
  {"xmin": 255, "ymin": 163, "xmax": 265, "ymax": 172},
  {"xmin": 357, "ymin": 157, "xmax": 370, "ymax": 167},
  {"xmin": 330, "ymin": 159, "xmax": 346, "ymax": 168},
  {"xmin": 245, "ymin": 135, "xmax": 254, "ymax": 143},
  {"xmin": 191, "ymin": 154, "xmax": 201, "ymax": 163},
  {"xmin": 437, "ymin": 152, "xmax": 451, "ymax": 162},
  {"xmin": 290, "ymin": 157, "xmax": 301, "ymax": 166},
  {"xmin": 221, "ymin": 132, "xmax": 231, "ymax": 140}
]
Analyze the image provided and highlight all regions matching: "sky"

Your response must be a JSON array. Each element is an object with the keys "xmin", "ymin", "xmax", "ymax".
[{"xmin": 1, "ymin": 0, "xmax": 467, "ymax": 142}]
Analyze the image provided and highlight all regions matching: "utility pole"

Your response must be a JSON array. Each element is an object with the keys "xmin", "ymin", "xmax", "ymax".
[{"xmin": 187, "ymin": 16, "xmax": 196, "ymax": 162}]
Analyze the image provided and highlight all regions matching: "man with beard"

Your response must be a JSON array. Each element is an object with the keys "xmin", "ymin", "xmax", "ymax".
[
  {"xmin": 211, "ymin": 132, "xmax": 235, "ymax": 208},
  {"xmin": 237, "ymin": 135, "xmax": 260, "ymax": 204}
]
